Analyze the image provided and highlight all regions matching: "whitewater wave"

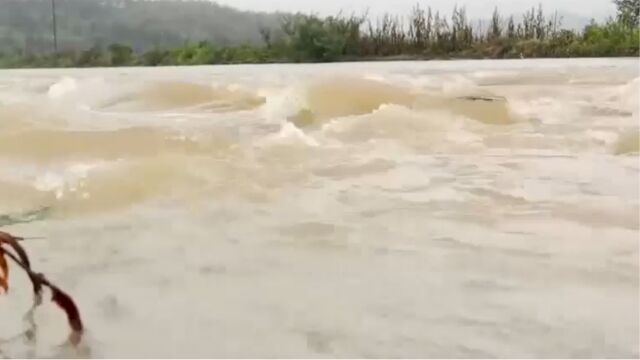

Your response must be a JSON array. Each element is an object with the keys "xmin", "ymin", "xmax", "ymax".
[
  {"xmin": 3, "ymin": 62, "xmax": 636, "ymax": 219},
  {"xmin": 617, "ymin": 77, "xmax": 639, "ymax": 115},
  {"xmin": 48, "ymin": 157, "xmax": 204, "ymax": 215},
  {"xmin": 47, "ymin": 76, "xmax": 122, "ymax": 111},
  {"xmin": 48, "ymin": 77, "xmax": 81, "ymax": 99},
  {"xmin": 279, "ymin": 77, "xmax": 515, "ymax": 127},
  {"xmin": 102, "ymin": 81, "xmax": 266, "ymax": 112},
  {"xmin": 46, "ymin": 77, "xmax": 267, "ymax": 113},
  {"xmin": 0, "ymin": 156, "xmax": 219, "ymax": 216},
  {"xmin": 320, "ymin": 104, "xmax": 485, "ymax": 153}
]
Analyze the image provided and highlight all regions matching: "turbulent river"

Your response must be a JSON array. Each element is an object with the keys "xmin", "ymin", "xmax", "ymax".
[{"xmin": 0, "ymin": 59, "xmax": 638, "ymax": 358}]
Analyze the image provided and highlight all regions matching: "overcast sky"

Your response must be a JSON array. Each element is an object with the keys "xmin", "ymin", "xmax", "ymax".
[{"xmin": 215, "ymin": 0, "xmax": 616, "ymax": 19}]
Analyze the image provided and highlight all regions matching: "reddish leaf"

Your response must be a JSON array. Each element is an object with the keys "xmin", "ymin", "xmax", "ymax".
[
  {"xmin": 0, "ymin": 231, "xmax": 30, "ymax": 268},
  {"xmin": 0, "ymin": 248, "xmax": 8, "ymax": 293},
  {"xmin": 49, "ymin": 282, "xmax": 84, "ymax": 342},
  {"xmin": 0, "ymin": 231, "xmax": 41, "ymax": 295}
]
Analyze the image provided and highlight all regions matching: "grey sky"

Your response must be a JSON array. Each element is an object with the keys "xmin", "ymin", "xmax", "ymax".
[{"xmin": 215, "ymin": 0, "xmax": 616, "ymax": 19}]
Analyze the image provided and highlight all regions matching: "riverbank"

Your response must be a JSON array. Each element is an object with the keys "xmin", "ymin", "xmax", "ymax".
[{"xmin": 1, "ymin": 8, "xmax": 638, "ymax": 69}]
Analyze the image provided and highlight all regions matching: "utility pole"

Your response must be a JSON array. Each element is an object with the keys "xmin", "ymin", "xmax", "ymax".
[{"xmin": 51, "ymin": 0, "xmax": 58, "ymax": 54}]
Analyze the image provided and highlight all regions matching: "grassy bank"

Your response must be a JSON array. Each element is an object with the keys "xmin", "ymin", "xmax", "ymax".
[{"xmin": 1, "ymin": 3, "xmax": 638, "ymax": 68}]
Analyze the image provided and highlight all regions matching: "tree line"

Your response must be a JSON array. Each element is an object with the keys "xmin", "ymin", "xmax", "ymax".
[{"xmin": 0, "ymin": 0, "xmax": 638, "ymax": 68}]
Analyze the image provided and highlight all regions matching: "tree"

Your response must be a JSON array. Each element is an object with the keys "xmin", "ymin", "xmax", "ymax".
[
  {"xmin": 409, "ymin": 5, "xmax": 427, "ymax": 49},
  {"xmin": 490, "ymin": 7, "xmax": 503, "ymax": 41},
  {"xmin": 507, "ymin": 16, "xmax": 516, "ymax": 39},
  {"xmin": 613, "ymin": 0, "xmax": 640, "ymax": 27},
  {"xmin": 535, "ymin": 4, "xmax": 547, "ymax": 39},
  {"xmin": 259, "ymin": 26, "xmax": 272, "ymax": 48},
  {"xmin": 108, "ymin": 43, "xmax": 133, "ymax": 65}
]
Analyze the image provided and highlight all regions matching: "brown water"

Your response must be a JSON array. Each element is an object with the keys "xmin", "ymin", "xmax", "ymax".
[{"xmin": 0, "ymin": 59, "xmax": 638, "ymax": 358}]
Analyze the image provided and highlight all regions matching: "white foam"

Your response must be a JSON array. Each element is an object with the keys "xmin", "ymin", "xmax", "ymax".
[
  {"xmin": 47, "ymin": 77, "xmax": 78, "ymax": 99},
  {"xmin": 618, "ymin": 77, "xmax": 639, "ymax": 115},
  {"xmin": 470, "ymin": 70, "xmax": 519, "ymax": 81},
  {"xmin": 47, "ymin": 76, "xmax": 121, "ymax": 111},
  {"xmin": 363, "ymin": 74, "xmax": 386, "ymax": 82},
  {"xmin": 258, "ymin": 122, "xmax": 319, "ymax": 147},
  {"xmin": 262, "ymin": 84, "xmax": 307, "ymax": 123},
  {"xmin": 33, "ymin": 162, "xmax": 107, "ymax": 199}
]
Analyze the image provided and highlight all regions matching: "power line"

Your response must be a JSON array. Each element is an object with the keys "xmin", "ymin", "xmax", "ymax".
[{"xmin": 51, "ymin": 0, "xmax": 58, "ymax": 54}]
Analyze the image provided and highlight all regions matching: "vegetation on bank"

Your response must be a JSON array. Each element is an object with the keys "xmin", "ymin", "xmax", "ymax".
[{"xmin": 0, "ymin": 1, "xmax": 638, "ymax": 68}]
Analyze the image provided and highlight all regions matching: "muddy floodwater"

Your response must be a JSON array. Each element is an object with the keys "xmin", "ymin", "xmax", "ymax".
[{"xmin": 0, "ymin": 58, "xmax": 638, "ymax": 358}]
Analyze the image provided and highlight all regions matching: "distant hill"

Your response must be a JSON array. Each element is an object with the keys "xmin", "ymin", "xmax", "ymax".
[{"xmin": 0, "ymin": 0, "xmax": 284, "ymax": 54}]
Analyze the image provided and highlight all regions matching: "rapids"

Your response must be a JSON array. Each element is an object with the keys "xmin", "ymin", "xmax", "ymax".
[{"xmin": 0, "ymin": 59, "xmax": 638, "ymax": 358}]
